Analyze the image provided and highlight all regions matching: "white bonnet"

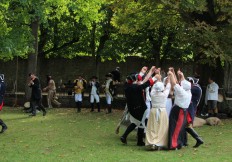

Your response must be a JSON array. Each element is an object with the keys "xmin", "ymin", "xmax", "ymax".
[
  {"xmin": 181, "ymin": 80, "xmax": 191, "ymax": 91},
  {"xmin": 154, "ymin": 81, "xmax": 164, "ymax": 92}
]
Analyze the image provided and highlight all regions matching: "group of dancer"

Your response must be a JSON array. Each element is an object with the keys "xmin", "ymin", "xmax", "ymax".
[{"xmin": 118, "ymin": 66, "xmax": 204, "ymax": 150}]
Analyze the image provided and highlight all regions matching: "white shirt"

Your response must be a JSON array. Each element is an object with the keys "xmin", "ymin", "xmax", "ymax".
[
  {"xmin": 105, "ymin": 79, "xmax": 112, "ymax": 94},
  {"xmin": 145, "ymin": 87, "xmax": 151, "ymax": 102},
  {"xmin": 150, "ymin": 83, "xmax": 171, "ymax": 108},
  {"xmin": 205, "ymin": 82, "xmax": 219, "ymax": 103},
  {"xmin": 90, "ymin": 82, "xmax": 98, "ymax": 95},
  {"xmin": 173, "ymin": 84, "xmax": 192, "ymax": 109}
]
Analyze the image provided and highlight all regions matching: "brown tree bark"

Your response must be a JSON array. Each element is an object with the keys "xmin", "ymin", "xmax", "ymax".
[{"xmin": 25, "ymin": 18, "xmax": 39, "ymax": 100}]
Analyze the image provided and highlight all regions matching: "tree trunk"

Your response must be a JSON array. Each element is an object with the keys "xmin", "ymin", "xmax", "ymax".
[
  {"xmin": 25, "ymin": 18, "xmax": 39, "ymax": 100},
  {"xmin": 148, "ymin": 30, "xmax": 162, "ymax": 67},
  {"xmin": 224, "ymin": 62, "xmax": 232, "ymax": 93}
]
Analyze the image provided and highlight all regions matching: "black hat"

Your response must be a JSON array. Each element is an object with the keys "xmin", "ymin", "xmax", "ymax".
[
  {"xmin": 187, "ymin": 77, "xmax": 199, "ymax": 84},
  {"xmin": 0, "ymin": 74, "xmax": 4, "ymax": 82},
  {"xmin": 92, "ymin": 76, "xmax": 98, "ymax": 79},
  {"xmin": 105, "ymin": 73, "xmax": 113, "ymax": 77},
  {"xmin": 126, "ymin": 73, "xmax": 138, "ymax": 81},
  {"xmin": 28, "ymin": 73, "xmax": 35, "ymax": 77}
]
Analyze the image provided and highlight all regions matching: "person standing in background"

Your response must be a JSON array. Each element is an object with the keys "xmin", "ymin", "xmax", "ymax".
[
  {"xmin": 111, "ymin": 67, "xmax": 121, "ymax": 98},
  {"xmin": 103, "ymin": 73, "xmax": 114, "ymax": 114},
  {"xmin": 205, "ymin": 76, "xmax": 219, "ymax": 117},
  {"xmin": 73, "ymin": 75, "xmax": 84, "ymax": 112},
  {"xmin": 0, "ymin": 74, "xmax": 7, "ymax": 133},
  {"xmin": 89, "ymin": 76, "xmax": 101, "ymax": 112}
]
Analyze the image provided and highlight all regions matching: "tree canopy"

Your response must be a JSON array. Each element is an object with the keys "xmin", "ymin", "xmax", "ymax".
[{"xmin": 0, "ymin": 0, "xmax": 231, "ymax": 67}]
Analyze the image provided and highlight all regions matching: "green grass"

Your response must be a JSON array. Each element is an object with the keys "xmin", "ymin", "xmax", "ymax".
[{"xmin": 0, "ymin": 107, "xmax": 232, "ymax": 162}]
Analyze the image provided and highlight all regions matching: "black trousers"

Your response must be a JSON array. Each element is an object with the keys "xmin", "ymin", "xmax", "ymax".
[{"xmin": 31, "ymin": 98, "xmax": 46, "ymax": 115}]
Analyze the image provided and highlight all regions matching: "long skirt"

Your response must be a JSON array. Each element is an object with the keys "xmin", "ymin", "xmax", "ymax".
[
  {"xmin": 168, "ymin": 105, "xmax": 186, "ymax": 149},
  {"xmin": 145, "ymin": 107, "xmax": 169, "ymax": 147}
]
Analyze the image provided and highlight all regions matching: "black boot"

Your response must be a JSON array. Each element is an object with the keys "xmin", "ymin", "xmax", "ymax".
[
  {"xmin": 38, "ymin": 102, "xmax": 46, "ymax": 116},
  {"xmin": 76, "ymin": 102, "xmax": 81, "ymax": 112},
  {"xmin": 30, "ymin": 102, "xmax": 37, "ymax": 116},
  {"xmin": 106, "ymin": 104, "xmax": 112, "ymax": 114},
  {"xmin": 183, "ymin": 129, "xmax": 188, "ymax": 146},
  {"xmin": 0, "ymin": 119, "xmax": 7, "ymax": 133},
  {"xmin": 79, "ymin": 102, "xmax": 82, "ymax": 112},
  {"xmin": 90, "ymin": 103, "xmax": 94, "ymax": 112},
  {"xmin": 186, "ymin": 127, "xmax": 204, "ymax": 148},
  {"xmin": 137, "ymin": 128, "xmax": 145, "ymax": 146},
  {"xmin": 120, "ymin": 123, "xmax": 136, "ymax": 144},
  {"xmin": 97, "ymin": 103, "xmax": 100, "ymax": 112}
]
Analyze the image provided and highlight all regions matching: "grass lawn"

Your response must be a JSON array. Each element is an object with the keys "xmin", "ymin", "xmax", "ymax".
[{"xmin": 0, "ymin": 107, "xmax": 232, "ymax": 162}]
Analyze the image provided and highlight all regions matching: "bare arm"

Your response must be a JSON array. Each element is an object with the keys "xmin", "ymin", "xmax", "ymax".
[
  {"xmin": 167, "ymin": 71, "xmax": 177, "ymax": 87},
  {"xmin": 142, "ymin": 66, "xmax": 156, "ymax": 83},
  {"xmin": 169, "ymin": 67, "xmax": 178, "ymax": 84},
  {"xmin": 177, "ymin": 69, "xmax": 185, "ymax": 82}
]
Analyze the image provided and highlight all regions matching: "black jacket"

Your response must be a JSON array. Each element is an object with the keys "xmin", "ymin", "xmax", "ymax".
[
  {"xmin": 30, "ymin": 78, "xmax": 42, "ymax": 100},
  {"xmin": 0, "ymin": 82, "xmax": 6, "ymax": 104},
  {"xmin": 124, "ymin": 80, "xmax": 151, "ymax": 121},
  {"xmin": 89, "ymin": 81, "xmax": 100, "ymax": 95}
]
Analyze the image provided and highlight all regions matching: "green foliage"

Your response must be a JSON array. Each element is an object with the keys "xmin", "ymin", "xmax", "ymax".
[
  {"xmin": 1, "ymin": 0, "xmax": 232, "ymax": 67},
  {"xmin": 111, "ymin": 0, "xmax": 232, "ymax": 66}
]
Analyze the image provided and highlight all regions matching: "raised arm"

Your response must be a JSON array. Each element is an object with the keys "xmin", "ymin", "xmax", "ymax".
[
  {"xmin": 167, "ymin": 71, "xmax": 177, "ymax": 88},
  {"xmin": 177, "ymin": 69, "xmax": 185, "ymax": 82},
  {"xmin": 142, "ymin": 66, "xmax": 156, "ymax": 83},
  {"xmin": 169, "ymin": 67, "xmax": 178, "ymax": 84}
]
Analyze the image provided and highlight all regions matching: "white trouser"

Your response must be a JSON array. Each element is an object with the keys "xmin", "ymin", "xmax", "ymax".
[
  {"xmin": 106, "ymin": 93, "xmax": 112, "ymax": 104},
  {"xmin": 74, "ymin": 93, "xmax": 82, "ymax": 102},
  {"xmin": 90, "ymin": 94, "xmax": 100, "ymax": 103}
]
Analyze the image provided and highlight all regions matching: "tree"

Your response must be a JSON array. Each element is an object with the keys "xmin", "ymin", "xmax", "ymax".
[
  {"xmin": 111, "ymin": 0, "xmax": 232, "ymax": 87},
  {"xmin": 111, "ymin": 0, "xmax": 193, "ymax": 66}
]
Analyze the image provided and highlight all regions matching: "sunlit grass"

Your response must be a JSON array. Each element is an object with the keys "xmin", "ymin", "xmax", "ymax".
[{"xmin": 0, "ymin": 107, "xmax": 231, "ymax": 162}]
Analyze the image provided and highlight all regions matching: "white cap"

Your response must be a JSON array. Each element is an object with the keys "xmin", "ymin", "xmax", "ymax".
[
  {"xmin": 154, "ymin": 81, "xmax": 164, "ymax": 92},
  {"xmin": 181, "ymin": 80, "xmax": 191, "ymax": 91},
  {"xmin": 0, "ymin": 74, "xmax": 4, "ymax": 82}
]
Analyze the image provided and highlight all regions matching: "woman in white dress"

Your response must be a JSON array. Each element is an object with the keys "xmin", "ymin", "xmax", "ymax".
[{"xmin": 145, "ymin": 74, "xmax": 171, "ymax": 150}]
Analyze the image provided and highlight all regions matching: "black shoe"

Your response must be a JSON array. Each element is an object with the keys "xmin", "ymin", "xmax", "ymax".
[
  {"xmin": 43, "ymin": 111, "xmax": 47, "ymax": 116},
  {"xmin": 193, "ymin": 139, "xmax": 204, "ymax": 148},
  {"xmin": 150, "ymin": 145, "xmax": 158, "ymax": 150},
  {"xmin": 0, "ymin": 126, "xmax": 7, "ymax": 133},
  {"xmin": 137, "ymin": 142, "xmax": 145, "ymax": 146},
  {"xmin": 120, "ymin": 136, "xmax": 127, "ymax": 144},
  {"xmin": 183, "ymin": 143, "xmax": 189, "ymax": 147},
  {"xmin": 90, "ymin": 109, "xmax": 94, "ymax": 112}
]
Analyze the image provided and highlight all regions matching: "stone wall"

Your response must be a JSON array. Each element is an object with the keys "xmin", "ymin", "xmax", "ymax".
[{"xmin": 0, "ymin": 56, "xmax": 195, "ymax": 93}]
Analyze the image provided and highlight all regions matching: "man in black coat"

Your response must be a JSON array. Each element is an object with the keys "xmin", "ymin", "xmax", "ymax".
[
  {"xmin": 120, "ymin": 66, "xmax": 156, "ymax": 146},
  {"xmin": 0, "ymin": 74, "xmax": 7, "ymax": 133},
  {"xmin": 28, "ymin": 73, "xmax": 46, "ymax": 116},
  {"xmin": 111, "ymin": 67, "xmax": 121, "ymax": 97}
]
